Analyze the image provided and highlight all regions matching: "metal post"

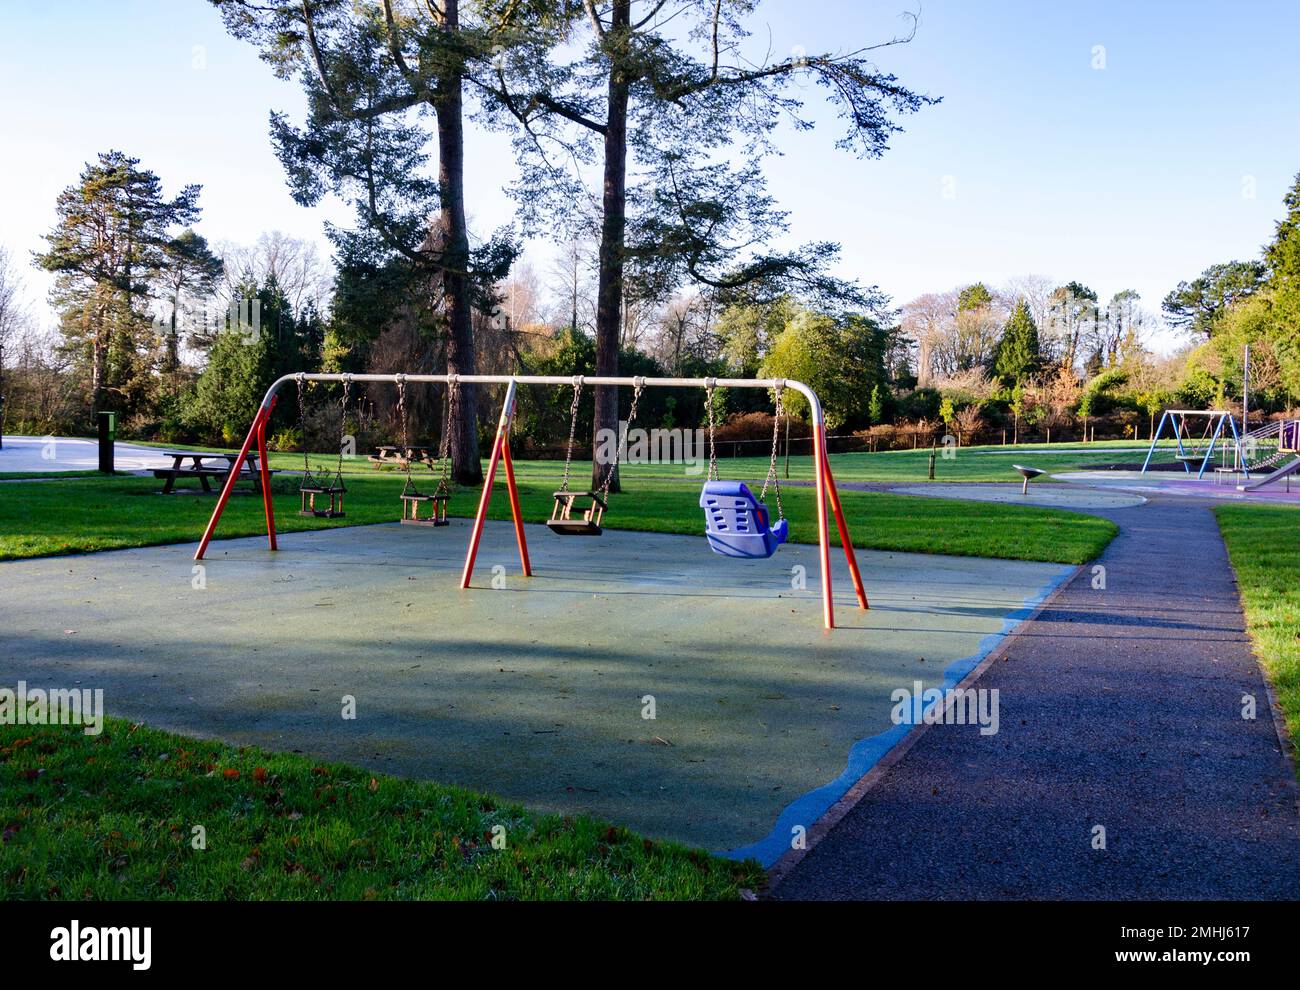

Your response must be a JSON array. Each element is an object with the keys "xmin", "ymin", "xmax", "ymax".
[
  {"xmin": 501, "ymin": 431, "xmax": 531, "ymax": 577},
  {"xmin": 257, "ymin": 395, "xmax": 278, "ymax": 551},
  {"xmin": 1140, "ymin": 411, "xmax": 1168, "ymax": 474},
  {"xmin": 97, "ymin": 411, "xmax": 116, "ymax": 474},
  {"xmin": 194, "ymin": 406, "xmax": 266, "ymax": 560},
  {"xmin": 1173, "ymin": 414, "xmax": 1190, "ymax": 472},
  {"xmin": 1198, "ymin": 414, "xmax": 1228, "ymax": 479},
  {"xmin": 1242, "ymin": 343, "xmax": 1250, "ymax": 455},
  {"xmin": 461, "ymin": 379, "xmax": 517, "ymax": 588},
  {"xmin": 812, "ymin": 422, "xmax": 834, "ymax": 629},
  {"xmin": 822, "ymin": 453, "xmax": 868, "ymax": 610}
]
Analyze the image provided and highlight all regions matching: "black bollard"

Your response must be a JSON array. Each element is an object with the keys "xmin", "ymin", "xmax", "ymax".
[{"xmin": 98, "ymin": 411, "xmax": 116, "ymax": 475}]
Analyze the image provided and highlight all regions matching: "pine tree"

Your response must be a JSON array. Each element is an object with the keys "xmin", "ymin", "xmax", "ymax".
[
  {"xmin": 483, "ymin": 2, "xmax": 936, "ymax": 490},
  {"xmin": 211, "ymin": 0, "xmax": 525, "ymax": 485},
  {"xmin": 993, "ymin": 299, "xmax": 1041, "ymax": 385},
  {"xmin": 957, "ymin": 282, "xmax": 994, "ymax": 312},
  {"xmin": 34, "ymin": 151, "xmax": 201, "ymax": 413},
  {"xmin": 158, "ymin": 229, "xmax": 223, "ymax": 372},
  {"xmin": 187, "ymin": 277, "xmax": 308, "ymax": 442}
]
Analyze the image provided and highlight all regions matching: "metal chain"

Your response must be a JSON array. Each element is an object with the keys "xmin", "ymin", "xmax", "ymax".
[
  {"xmin": 705, "ymin": 380, "xmax": 718, "ymax": 482},
  {"xmin": 598, "ymin": 378, "xmax": 644, "ymax": 503},
  {"xmin": 435, "ymin": 376, "xmax": 457, "ymax": 495},
  {"xmin": 296, "ymin": 373, "xmax": 311, "ymax": 477},
  {"xmin": 759, "ymin": 382, "xmax": 785, "ymax": 520},
  {"xmin": 335, "ymin": 375, "xmax": 351, "ymax": 475},
  {"xmin": 558, "ymin": 376, "xmax": 583, "ymax": 493},
  {"xmin": 395, "ymin": 375, "xmax": 411, "ymax": 480}
]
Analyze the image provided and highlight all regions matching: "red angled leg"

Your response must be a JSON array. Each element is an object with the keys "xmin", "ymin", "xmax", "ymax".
[
  {"xmin": 813, "ymin": 423, "xmax": 834, "ymax": 629},
  {"xmin": 822, "ymin": 453, "xmax": 867, "ymax": 610},
  {"xmin": 257, "ymin": 396, "xmax": 278, "ymax": 551},
  {"xmin": 460, "ymin": 431, "xmax": 506, "ymax": 589},
  {"xmin": 196, "ymin": 407, "xmax": 265, "ymax": 560},
  {"xmin": 501, "ymin": 435, "xmax": 531, "ymax": 576}
]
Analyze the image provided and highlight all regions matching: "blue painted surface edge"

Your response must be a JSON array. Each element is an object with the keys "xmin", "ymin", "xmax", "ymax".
[{"xmin": 718, "ymin": 563, "xmax": 1076, "ymax": 867}]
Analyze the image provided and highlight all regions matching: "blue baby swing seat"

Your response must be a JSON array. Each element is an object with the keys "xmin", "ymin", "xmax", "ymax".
[{"xmin": 699, "ymin": 480, "xmax": 788, "ymax": 559}]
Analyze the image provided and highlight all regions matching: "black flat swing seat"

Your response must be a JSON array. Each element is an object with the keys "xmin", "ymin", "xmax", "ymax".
[{"xmin": 547, "ymin": 490, "xmax": 606, "ymax": 536}]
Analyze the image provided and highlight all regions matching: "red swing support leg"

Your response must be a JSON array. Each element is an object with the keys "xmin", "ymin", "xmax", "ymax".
[
  {"xmin": 822, "ymin": 448, "xmax": 868, "ymax": 610},
  {"xmin": 812, "ymin": 423, "xmax": 835, "ymax": 628},
  {"xmin": 257, "ymin": 396, "xmax": 279, "ymax": 551},
  {"xmin": 195, "ymin": 402, "xmax": 272, "ymax": 561},
  {"xmin": 460, "ymin": 380, "xmax": 529, "ymax": 588},
  {"xmin": 501, "ymin": 438, "xmax": 532, "ymax": 576}
]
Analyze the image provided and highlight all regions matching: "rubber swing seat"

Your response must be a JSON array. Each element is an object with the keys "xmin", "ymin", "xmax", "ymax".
[{"xmin": 699, "ymin": 480, "xmax": 787, "ymax": 559}]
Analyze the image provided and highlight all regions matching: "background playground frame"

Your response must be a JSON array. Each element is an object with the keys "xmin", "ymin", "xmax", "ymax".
[
  {"xmin": 1141, "ymin": 409, "xmax": 1243, "ymax": 479},
  {"xmin": 193, "ymin": 374, "xmax": 870, "ymax": 629}
]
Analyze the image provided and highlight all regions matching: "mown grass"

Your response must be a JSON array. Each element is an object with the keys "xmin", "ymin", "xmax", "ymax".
[
  {"xmin": 261, "ymin": 439, "xmax": 1164, "ymax": 485},
  {"xmin": 0, "ymin": 463, "xmax": 1116, "ymax": 564},
  {"xmin": 0, "ymin": 719, "xmax": 761, "ymax": 900},
  {"xmin": 1214, "ymin": 504, "xmax": 1300, "ymax": 759},
  {"xmin": 0, "ymin": 471, "xmax": 101, "ymax": 480}
]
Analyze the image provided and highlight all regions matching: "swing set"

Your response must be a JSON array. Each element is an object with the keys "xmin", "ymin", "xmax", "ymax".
[
  {"xmin": 194, "ymin": 374, "xmax": 868, "ymax": 629},
  {"xmin": 1140, "ymin": 409, "xmax": 1243, "ymax": 479}
]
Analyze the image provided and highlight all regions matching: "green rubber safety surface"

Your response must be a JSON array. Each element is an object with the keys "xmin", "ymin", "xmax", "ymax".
[{"xmin": 0, "ymin": 521, "xmax": 1072, "ymax": 860}]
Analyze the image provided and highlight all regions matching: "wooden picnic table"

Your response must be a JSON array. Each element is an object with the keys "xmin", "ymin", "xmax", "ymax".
[
  {"xmin": 153, "ymin": 450, "xmax": 276, "ymax": 494},
  {"xmin": 369, "ymin": 444, "xmax": 435, "ymax": 468}
]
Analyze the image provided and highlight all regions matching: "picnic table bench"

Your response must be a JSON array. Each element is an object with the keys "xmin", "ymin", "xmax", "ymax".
[
  {"xmin": 153, "ymin": 451, "xmax": 277, "ymax": 495},
  {"xmin": 369, "ymin": 444, "xmax": 435, "ymax": 468}
]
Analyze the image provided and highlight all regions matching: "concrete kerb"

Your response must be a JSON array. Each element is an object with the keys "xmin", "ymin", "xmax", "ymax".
[{"xmin": 764, "ymin": 558, "xmax": 1091, "ymax": 894}]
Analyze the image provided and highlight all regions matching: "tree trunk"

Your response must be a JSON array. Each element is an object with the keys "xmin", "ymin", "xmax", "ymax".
[
  {"xmin": 433, "ymin": 0, "xmax": 482, "ymax": 485},
  {"xmin": 591, "ymin": 0, "xmax": 631, "ymax": 494},
  {"xmin": 166, "ymin": 295, "xmax": 181, "ymax": 372},
  {"xmin": 91, "ymin": 298, "xmax": 107, "ymax": 412}
]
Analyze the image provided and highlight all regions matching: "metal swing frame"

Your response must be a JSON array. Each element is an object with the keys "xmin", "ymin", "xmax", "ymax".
[
  {"xmin": 1140, "ymin": 409, "xmax": 1243, "ymax": 479},
  {"xmin": 194, "ymin": 373, "xmax": 868, "ymax": 629}
]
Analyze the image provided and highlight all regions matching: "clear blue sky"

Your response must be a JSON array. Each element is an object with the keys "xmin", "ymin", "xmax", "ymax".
[{"xmin": 2, "ymin": 0, "xmax": 1298, "ymax": 353}]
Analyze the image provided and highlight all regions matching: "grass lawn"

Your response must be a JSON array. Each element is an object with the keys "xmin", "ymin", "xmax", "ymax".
[
  {"xmin": 0, "ymin": 719, "xmax": 760, "ymax": 900},
  {"xmin": 649, "ymin": 439, "xmax": 1168, "ymax": 485},
  {"xmin": 0, "ymin": 461, "xmax": 1116, "ymax": 564},
  {"xmin": 0, "ymin": 472, "xmax": 101, "ymax": 480},
  {"xmin": 1214, "ymin": 504, "xmax": 1300, "ymax": 758},
  {"xmin": 249, "ymin": 437, "xmax": 1165, "ymax": 485}
]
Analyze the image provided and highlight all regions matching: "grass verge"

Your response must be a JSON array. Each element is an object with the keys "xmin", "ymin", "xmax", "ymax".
[
  {"xmin": 0, "ymin": 719, "xmax": 762, "ymax": 900},
  {"xmin": 1214, "ymin": 504, "xmax": 1300, "ymax": 760}
]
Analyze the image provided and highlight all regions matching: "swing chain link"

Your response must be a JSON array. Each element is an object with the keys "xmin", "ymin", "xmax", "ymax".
[
  {"xmin": 336, "ymin": 374, "xmax": 352, "ymax": 476},
  {"xmin": 295, "ymin": 373, "xmax": 311, "ymax": 478},
  {"xmin": 395, "ymin": 374, "xmax": 409, "ymax": 464},
  {"xmin": 760, "ymin": 382, "xmax": 785, "ymax": 520},
  {"xmin": 436, "ymin": 376, "xmax": 458, "ymax": 495},
  {"xmin": 705, "ymin": 379, "xmax": 718, "ymax": 482},
  {"xmin": 559, "ymin": 376, "xmax": 583, "ymax": 493},
  {"xmin": 598, "ymin": 378, "xmax": 644, "ymax": 503}
]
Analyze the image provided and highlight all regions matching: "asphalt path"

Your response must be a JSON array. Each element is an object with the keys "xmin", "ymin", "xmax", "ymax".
[{"xmin": 772, "ymin": 497, "xmax": 1300, "ymax": 899}]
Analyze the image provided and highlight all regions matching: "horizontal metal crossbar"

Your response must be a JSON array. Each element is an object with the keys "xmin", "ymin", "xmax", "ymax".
[{"xmin": 266, "ymin": 373, "xmax": 826, "ymax": 427}]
